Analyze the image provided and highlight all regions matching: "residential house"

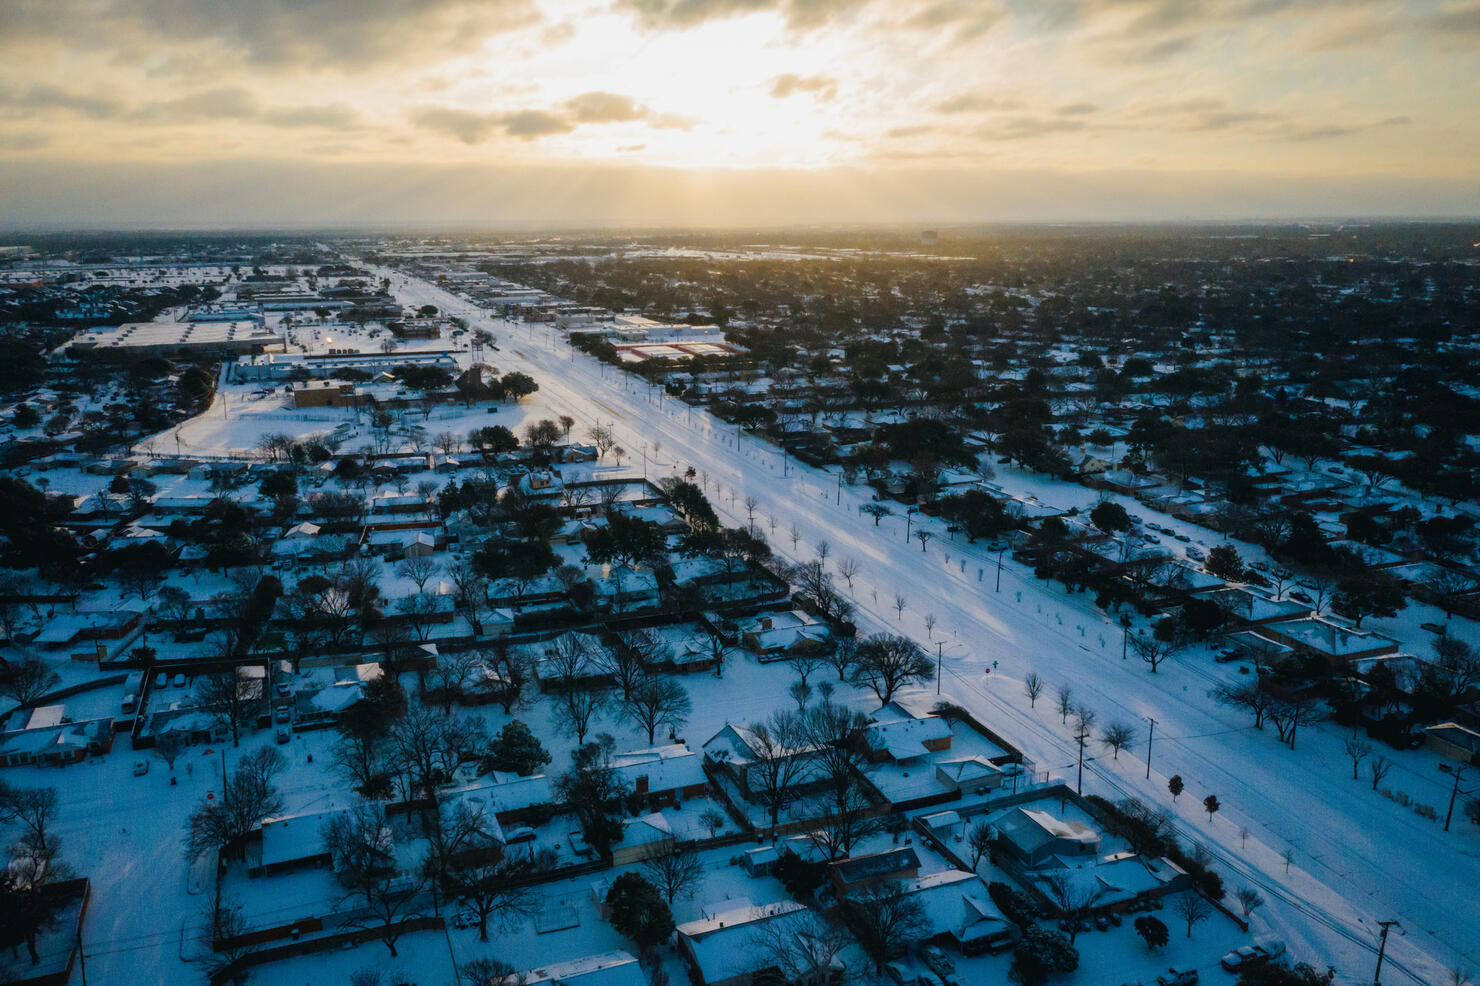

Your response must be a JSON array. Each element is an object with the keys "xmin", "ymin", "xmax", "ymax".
[
  {"xmin": 676, "ymin": 900, "xmax": 827, "ymax": 986},
  {"xmin": 987, "ymin": 807, "xmax": 1101, "ymax": 867}
]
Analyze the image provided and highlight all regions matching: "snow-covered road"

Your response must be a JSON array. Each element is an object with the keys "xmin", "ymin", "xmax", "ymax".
[{"xmin": 377, "ymin": 267, "xmax": 1480, "ymax": 986}]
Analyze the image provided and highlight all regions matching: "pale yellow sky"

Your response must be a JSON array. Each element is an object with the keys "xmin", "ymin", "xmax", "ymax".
[{"xmin": 1, "ymin": 0, "xmax": 1477, "ymax": 224}]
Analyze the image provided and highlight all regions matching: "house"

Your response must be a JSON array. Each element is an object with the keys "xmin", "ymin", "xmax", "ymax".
[
  {"xmin": 609, "ymin": 744, "xmax": 709, "ymax": 808},
  {"xmin": 865, "ymin": 706, "xmax": 952, "ymax": 763},
  {"xmin": 254, "ymin": 806, "xmax": 348, "ymax": 875},
  {"xmin": 518, "ymin": 470, "xmax": 565, "ymax": 497},
  {"xmin": 742, "ymin": 845, "xmax": 779, "ymax": 877},
  {"xmin": 889, "ymin": 869, "xmax": 1018, "ymax": 955},
  {"xmin": 737, "ymin": 610, "xmax": 831, "ymax": 658},
  {"xmin": 934, "ymin": 756, "xmax": 1005, "ymax": 796},
  {"xmin": 519, "ymin": 951, "xmax": 645, "ymax": 986},
  {"xmin": 1031, "ymin": 852, "xmax": 1189, "ymax": 914},
  {"xmin": 702, "ymin": 723, "xmax": 820, "ymax": 803},
  {"xmin": 676, "ymin": 900, "xmax": 824, "ymax": 986},
  {"xmin": 1424, "ymin": 722, "xmax": 1480, "ymax": 763},
  {"xmin": 611, "ymin": 812, "xmax": 675, "ymax": 866},
  {"xmin": 987, "ymin": 807, "xmax": 1101, "ymax": 867},
  {"xmin": 0, "ymin": 710, "xmax": 113, "ymax": 768},
  {"xmin": 829, "ymin": 847, "xmax": 921, "ymax": 896}
]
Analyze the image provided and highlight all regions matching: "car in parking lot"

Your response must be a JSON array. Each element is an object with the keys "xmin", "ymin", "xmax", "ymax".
[
  {"xmin": 1289, "ymin": 591, "xmax": 1313, "ymax": 604},
  {"xmin": 171, "ymin": 673, "xmax": 187, "ymax": 688},
  {"xmin": 132, "ymin": 760, "xmax": 149, "ymax": 776},
  {"xmin": 1156, "ymin": 968, "xmax": 1198, "ymax": 986}
]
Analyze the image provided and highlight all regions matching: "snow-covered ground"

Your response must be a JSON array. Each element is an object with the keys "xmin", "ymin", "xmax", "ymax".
[{"xmin": 368, "ymin": 266, "xmax": 1479, "ymax": 985}]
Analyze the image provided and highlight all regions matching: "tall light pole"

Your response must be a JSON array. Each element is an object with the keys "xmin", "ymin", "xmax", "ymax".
[
  {"xmin": 995, "ymin": 546, "xmax": 1005, "ymax": 592},
  {"xmin": 936, "ymin": 641, "xmax": 943, "ymax": 695}
]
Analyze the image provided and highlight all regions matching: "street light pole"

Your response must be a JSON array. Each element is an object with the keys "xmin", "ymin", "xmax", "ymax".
[
  {"xmin": 936, "ymin": 641, "xmax": 943, "ymax": 695},
  {"xmin": 995, "ymin": 547, "xmax": 1004, "ymax": 593}
]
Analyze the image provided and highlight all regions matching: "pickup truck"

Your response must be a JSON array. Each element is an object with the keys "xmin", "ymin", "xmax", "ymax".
[{"xmin": 1221, "ymin": 941, "xmax": 1286, "ymax": 972}]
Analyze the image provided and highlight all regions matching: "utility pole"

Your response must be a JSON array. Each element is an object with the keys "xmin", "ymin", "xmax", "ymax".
[
  {"xmin": 836, "ymin": 472, "xmax": 842, "ymax": 504},
  {"xmin": 936, "ymin": 641, "xmax": 943, "ymax": 695},
  {"xmin": 1442, "ymin": 764, "xmax": 1470, "ymax": 832},
  {"xmin": 995, "ymin": 546, "xmax": 1004, "ymax": 592},
  {"xmin": 1145, "ymin": 717, "xmax": 1156, "ymax": 779},
  {"xmin": 1372, "ymin": 919, "xmax": 1400, "ymax": 986},
  {"xmin": 1076, "ymin": 727, "xmax": 1088, "ymax": 795}
]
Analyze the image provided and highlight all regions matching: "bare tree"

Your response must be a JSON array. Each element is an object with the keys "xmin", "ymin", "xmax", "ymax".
[
  {"xmin": 323, "ymin": 801, "xmax": 425, "ymax": 957},
  {"xmin": 1101, "ymin": 722, "xmax": 1135, "ymax": 760},
  {"xmin": 1235, "ymin": 887, "xmax": 1264, "ymax": 918},
  {"xmin": 184, "ymin": 748, "xmax": 286, "ymax": 863},
  {"xmin": 0, "ymin": 658, "xmax": 60, "ymax": 708},
  {"xmin": 845, "ymin": 881, "xmax": 929, "ymax": 974},
  {"xmin": 623, "ymin": 677, "xmax": 692, "ymax": 745},
  {"xmin": 1132, "ymin": 631, "xmax": 1177, "ymax": 673},
  {"xmin": 836, "ymin": 557, "xmax": 860, "ymax": 592},
  {"xmin": 397, "ymin": 554, "xmax": 438, "ymax": 593},
  {"xmin": 1173, "ymin": 892, "xmax": 1211, "ymax": 938},
  {"xmin": 749, "ymin": 907, "xmax": 851, "ymax": 986},
  {"xmin": 195, "ymin": 667, "xmax": 265, "ymax": 747},
  {"xmin": 642, "ymin": 841, "xmax": 704, "ymax": 904},
  {"xmin": 1344, "ymin": 735, "xmax": 1373, "ymax": 780},
  {"xmin": 555, "ymin": 685, "xmax": 607, "ymax": 747},
  {"xmin": 153, "ymin": 732, "xmax": 184, "ymax": 774},
  {"xmin": 967, "ymin": 818, "xmax": 994, "ymax": 869},
  {"xmin": 1023, "ymin": 671, "xmax": 1044, "ymax": 708},
  {"xmin": 1044, "ymin": 870, "xmax": 1103, "ymax": 945},
  {"xmin": 738, "ymin": 709, "xmax": 813, "ymax": 832},
  {"xmin": 893, "ymin": 594, "xmax": 908, "ymax": 620},
  {"xmin": 1056, "ymin": 684, "xmax": 1075, "ymax": 724},
  {"xmin": 850, "ymin": 633, "xmax": 933, "ymax": 706},
  {"xmin": 1368, "ymin": 754, "xmax": 1393, "ymax": 791}
]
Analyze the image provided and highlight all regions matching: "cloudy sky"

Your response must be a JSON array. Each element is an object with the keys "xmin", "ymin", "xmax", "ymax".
[{"xmin": 1, "ymin": 0, "xmax": 1477, "ymax": 226}]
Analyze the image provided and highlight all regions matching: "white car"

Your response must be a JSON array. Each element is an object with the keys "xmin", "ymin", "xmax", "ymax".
[{"xmin": 132, "ymin": 760, "xmax": 150, "ymax": 776}]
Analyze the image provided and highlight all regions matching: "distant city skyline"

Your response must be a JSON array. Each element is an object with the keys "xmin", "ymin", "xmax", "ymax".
[{"xmin": 2, "ymin": 0, "xmax": 1477, "ymax": 225}]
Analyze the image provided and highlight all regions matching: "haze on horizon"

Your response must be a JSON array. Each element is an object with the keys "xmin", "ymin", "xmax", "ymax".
[{"xmin": 1, "ymin": 0, "xmax": 1478, "ymax": 228}]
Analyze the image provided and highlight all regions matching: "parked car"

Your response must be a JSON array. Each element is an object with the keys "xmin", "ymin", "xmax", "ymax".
[
  {"xmin": 274, "ymin": 707, "xmax": 291, "ymax": 723},
  {"xmin": 275, "ymin": 727, "xmax": 290, "ymax": 745},
  {"xmin": 1156, "ymin": 969, "xmax": 1199, "ymax": 986},
  {"xmin": 1186, "ymin": 546, "xmax": 1206, "ymax": 561},
  {"xmin": 154, "ymin": 672, "xmax": 167, "ymax": 689},
  {"xmin": 171, "ymin": 673, "xmax": 186, "ymax": 688},
  {"xmin": 919, "ymin": 945, "xmax": 961, "ymax": 986},
  {"xmin": 132, "ymin": 760, "xmax": 149, "ymax": 776},
  {"xmin": 1289, "ymin": 591, "xmax": 1313, "ymax": 604}
]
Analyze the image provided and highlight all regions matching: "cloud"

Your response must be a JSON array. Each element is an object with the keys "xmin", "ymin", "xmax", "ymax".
[
  {"xmin": 0, "ymin": 84, "xmax": 125, "ymax": 120},
  {"xmin": 932, "ymin": 91, "xmax": 1021, "ymax": 114},
  {"xmin": 501, "ymin": 110, "xmax": 575, "ymax": 139},
  {"xmin": 133, "ymin": 87, "xmax": 261, "ymax": 123},
  {"xmin": 1056, "ymin": 101, "xmax": 1099, "ymax": 115},
  {"xmin": 0, "ymin": 131, "xmax": 50, "ymax": 151},
  {"xmin": 768, "ymin": 73, "xmax": 838, "ymax": 100},
  {"xmin": 1278, "ymin": 115, "xmax": 1411, "ymax": 141},
  {"xmin": 0, "ymin": 0, "xmax": 541, "ymax": 70},
  {"xmin": 410, "ymin": 106, "xmax": 574, "ymax": 143},
  {"xmin": 258, "ymin": 104, "xmax": 365, "ymax": 130},
  {"xmin": 565, "ymin": 91, "xmax": 648, "ymax": 123},
  {"xmin": 617, "ymin": 0, "xmax": 871, "ymax": 31},
  {"xmin": 976, "ymin": 116, "xmax": 1087, "ymax": 140},
  {"xmin": 902, "ymin": 0, "xmax": 1005, "ymax": 42}
]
